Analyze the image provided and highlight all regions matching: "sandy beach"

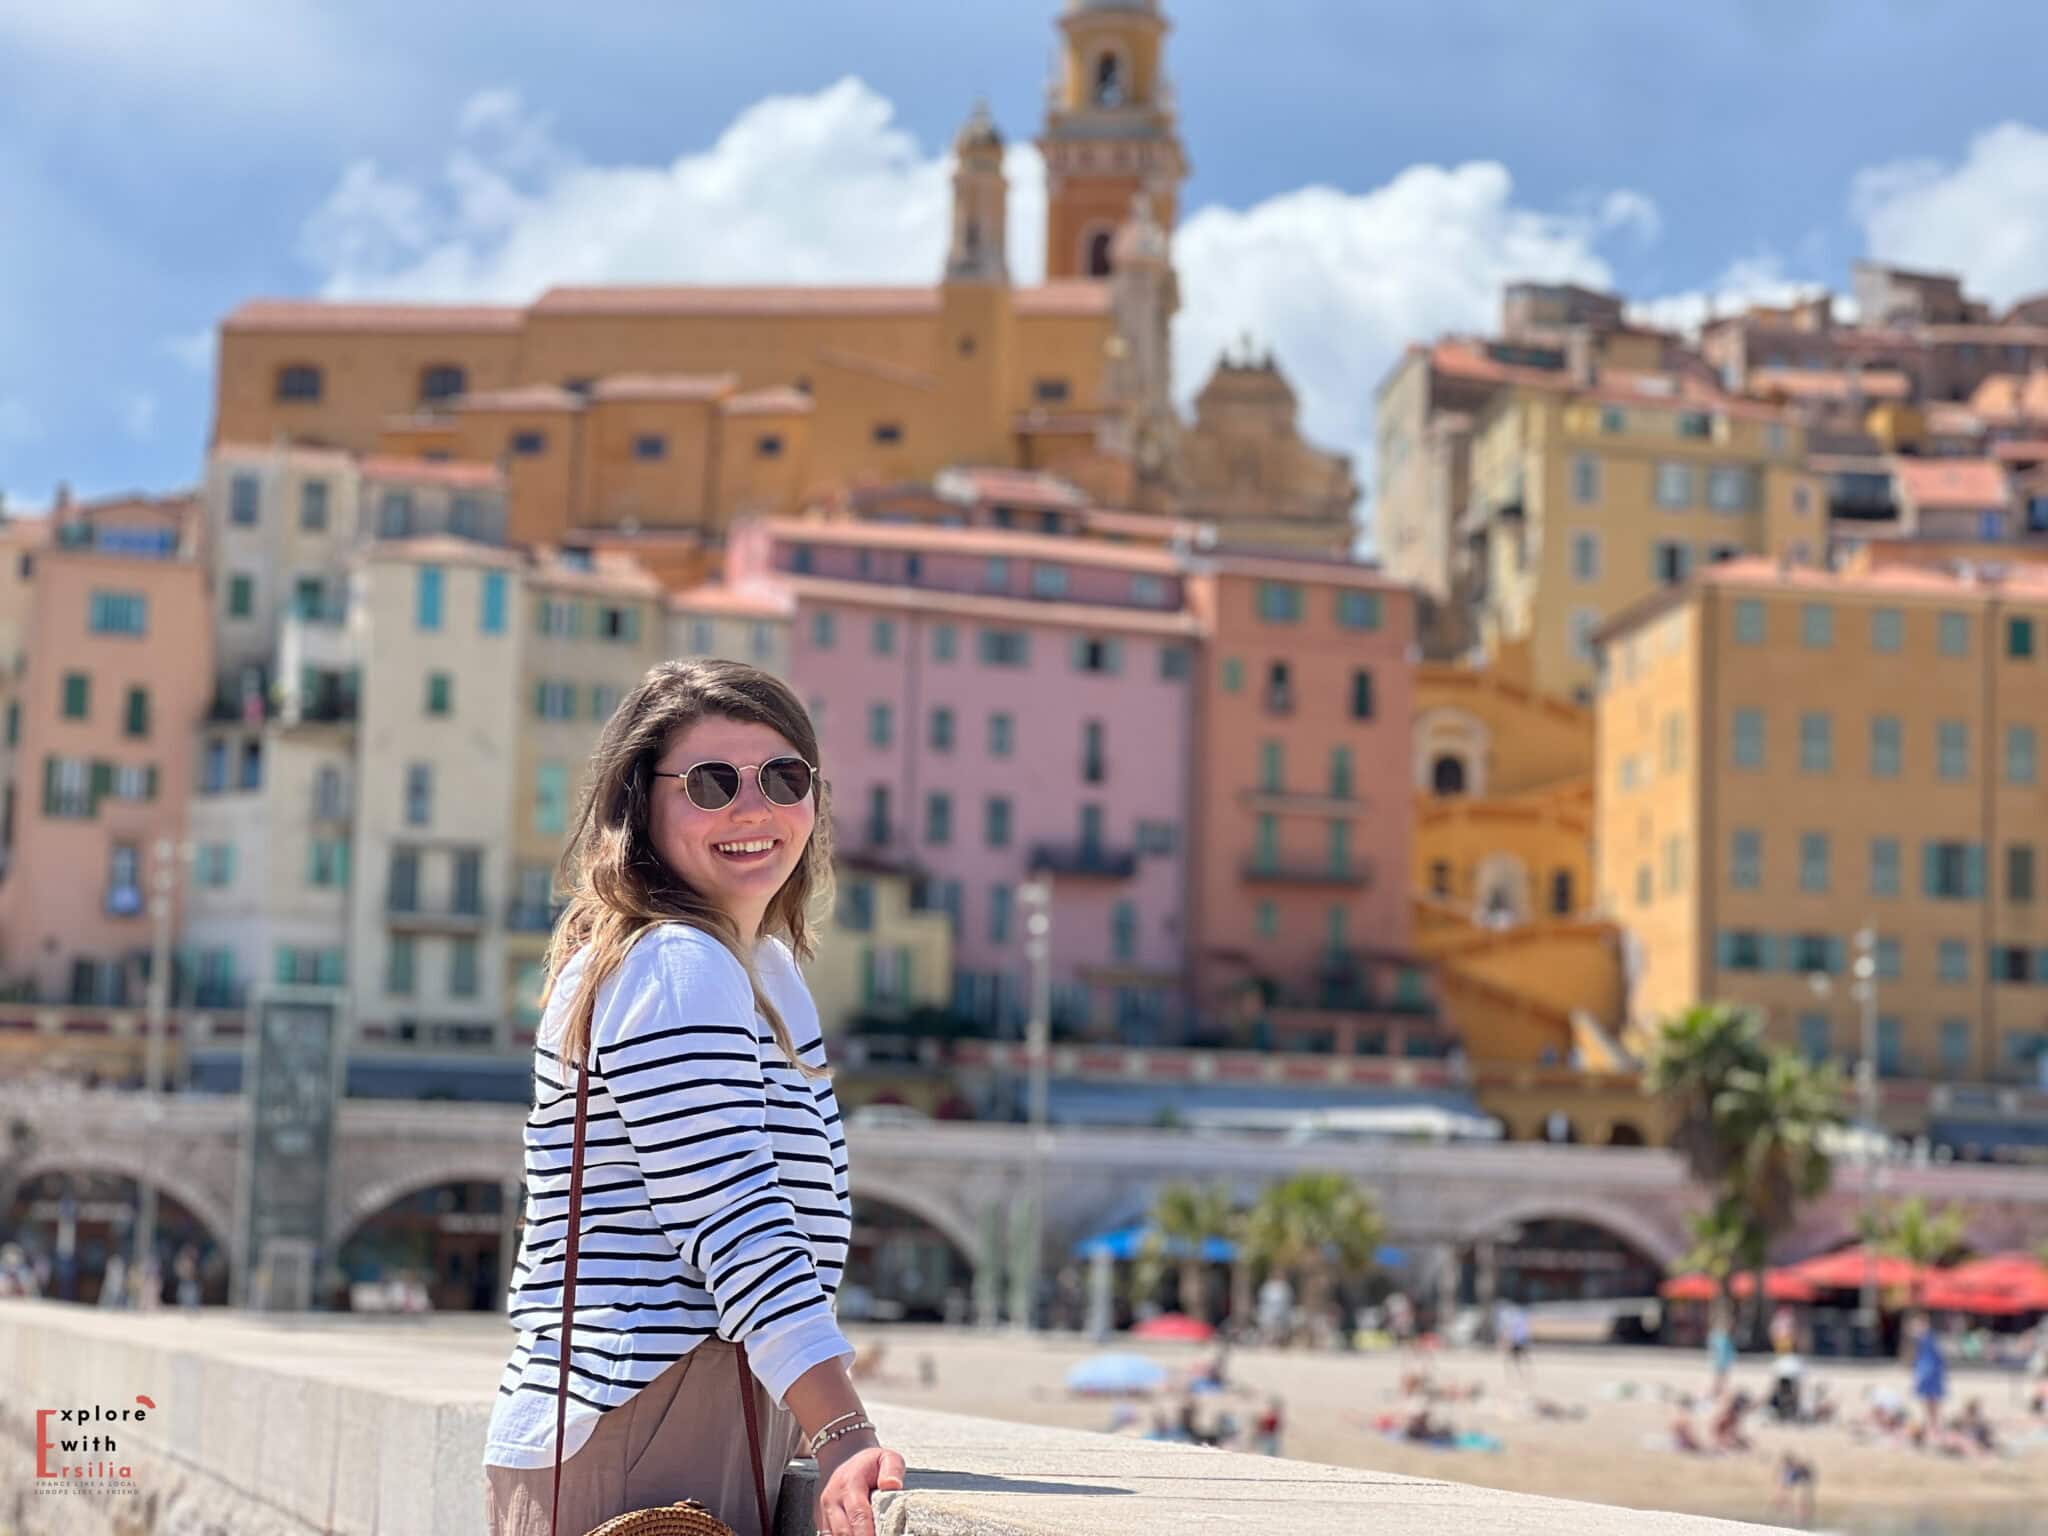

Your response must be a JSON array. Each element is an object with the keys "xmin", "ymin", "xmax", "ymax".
[{"xmin": 849, "ymin": 1327, "xmax": 2046, "ymax": 1535}]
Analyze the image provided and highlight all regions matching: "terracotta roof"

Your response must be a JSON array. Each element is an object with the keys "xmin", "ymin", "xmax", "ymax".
[
  {"xmin": 934, "ymin": 465, "xmax": 1088, "ymax": 510},
  {"xmin": 1197, "ymin": 548, "xmax": 1399, "ymax": 593},
  {"xmin": 1080, "ymin": 507, "xmax": 1210, "ymax": 543},
  {"xmin": 1968, "ymin": 371, "xmax": 2048, "ymax": 424},
  {"xmin": 763, "ymin": 517, "xmax": 1181, "ymax": 573},
  {"xmin": 1925, "ymin": 323, "xmax": 2048, "ymax": 346},
  {"xmin": 532, "ymin": 285, "xmax": 941, "ymax": 318},
  {"xmin": 1431, "ymin": 340, "xmax": 1790, "ymax": 422},
  {"xmin": 1994, "ymin": 439, "xmax": 2048, "ymax": 463},
  {"xmin": 589, "ymin": 373, "xmax": 737, "ymax": 403},
  {"xmin": 222, "ymin": 300, "xmax": 523, "ymax": 333},
  {"xmin": 782, "ymin": 573, "xmax": 1200, "ymax": 637},
  {"xmin": 1749, "ymin": 366, "xmax": 1912, "ymax": 402},
  {"xmin": 723, "ymin": 387, "xmax": 815, "ymax": 417},
  {"xmin": 1013, "ymin": 281, "xmax": 1112, "ymax": 317},
  {"xmin": 1427, "ymin": 339, "xmax": 1569, "ymax": 389},
  {"xmin": 358, "ymin": 457, "xmax": 503, "ymax": 490},
  {"xmin": 668, "ymin": 582, "xmax": 795, "ymax": 618},
  {"xmin": 454, "ymin": 384, "xmax": 585, "ymax": 413},
  {"xmin": 1892, "ymin": 457, "xmax": 2009, "ymax": 509},
  {"xmin": 528, "ymin": 550, "xmax": 664, "ymax": 598}
]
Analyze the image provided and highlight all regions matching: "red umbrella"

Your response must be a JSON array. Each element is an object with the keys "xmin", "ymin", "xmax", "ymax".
[
  {"xmin": 1919, "ymin": 1275, "xmax": 2032, "ymax": 1315},
  {"xmin": 1660, "ymin": 1271, "xmax": 1817, "ymax": 1303},
  {"xmin": 1944, "ymin": 1252, "xmax": 2048, "ymax": 1291},
  {"xmin": 1785, "ymin": 1245, "xmax": 1928, "ymax": 1292},
  {"xmin": 1132, "ymin": 1313, "xmax": 1216, "ymax": 1342}
]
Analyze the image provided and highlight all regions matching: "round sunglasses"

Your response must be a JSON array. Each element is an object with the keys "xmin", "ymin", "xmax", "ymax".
[{"xmin": 651, "ymin": 755, "xmax": 817, "ymax": 812}]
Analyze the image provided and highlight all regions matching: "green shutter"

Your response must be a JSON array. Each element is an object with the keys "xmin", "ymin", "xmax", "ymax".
[
  {"xmin": 1105, "ymin": 638, "xmax": 1123, "ymax": 675},
  {"xmin": 88, "ymin": 759, "xmax": 111, "ymax": 812},
  {"xmin": 144, "ymin": 764, "xmax": 159, "ymax": 801},
  {"xmin": 1966, "ymin": 844, "xmax": 1987, "ymax": 898},
  {"xmin": 1757, "ymin": 934, "xmax": 1780, "ymax": 973},
  {"xmin": 1922, "ymin": 843, "xmax": 1938, "ymax": 898},
  {"xmin": 41, "ymin": 757, "xmax": 56, "ymax": 816},
  {"xmin": 275, "ymin": 947, "xmax": 295, "ymax": 985}
]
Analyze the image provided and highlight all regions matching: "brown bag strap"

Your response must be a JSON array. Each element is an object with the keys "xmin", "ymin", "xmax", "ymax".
[{"xmin": 552, "ymin": 1054, "xmax": 774, "ymax": 1536}]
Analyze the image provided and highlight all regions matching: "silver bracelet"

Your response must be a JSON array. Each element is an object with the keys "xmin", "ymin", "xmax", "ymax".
[
  {"xmin": 809, "ymin": 1410, "xmax": 864, "ymax": 1444},
  {"xmin": 808, "ymin": 1418, "xmax": 875, "ymax": 1455}
]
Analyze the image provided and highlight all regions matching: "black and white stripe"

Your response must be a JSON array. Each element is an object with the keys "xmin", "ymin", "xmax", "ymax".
[{"xmin": 483, "ymin": 924, "xmax": 853, "ymax": 1469}]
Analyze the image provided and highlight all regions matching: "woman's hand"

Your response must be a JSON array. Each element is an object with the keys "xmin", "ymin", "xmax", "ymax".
[{"xmin": 811, "ymin": 1433, "xmax": 905, "ymax": 1536}]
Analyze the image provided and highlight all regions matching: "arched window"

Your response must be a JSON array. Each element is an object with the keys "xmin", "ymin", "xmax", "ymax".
[
  {"xmin": 275, "ymin": 364, "xmax": 323, "ymax": 403},
  {"xmin": 1431, "ymin": 754, "xmax": 1467, "ymax": 795},
  {"xmin": 1550, "ymin": 868, "xmax": 1574, "ymax": 915},
  {"xmin": 1086, "ymin": 228, "xmax": 1114, "ymax": 277},
  {"xmin": 419, "ymin": 364, "xmax": 467, "ymax": 404},
  {"xmin": 1607, "ymin": 1122, "xmax": 1646, "ymax": 1148},
  {"xmin": 1093, "ymin": 51, "xmax": 1125, "ymax": 107}
]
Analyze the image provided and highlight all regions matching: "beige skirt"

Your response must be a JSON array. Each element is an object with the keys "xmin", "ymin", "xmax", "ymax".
[{"xmin": 485, "ymin": 1338, "xmax": 807, "ymax": 1536}]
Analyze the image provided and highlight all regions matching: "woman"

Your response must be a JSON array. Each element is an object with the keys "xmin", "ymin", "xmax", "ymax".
[{"xmin": 483, "ymin": 659, "xmax": 905, "ymax": 1536}]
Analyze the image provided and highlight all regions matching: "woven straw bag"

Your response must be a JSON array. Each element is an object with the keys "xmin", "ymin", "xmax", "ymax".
[{"xmin": 550, "ymin": 1057, "xmax": 775, "ymax": 1536}]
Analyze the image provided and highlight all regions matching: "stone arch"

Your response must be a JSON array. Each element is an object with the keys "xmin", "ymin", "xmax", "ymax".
[
  {"xmin": 1082, "ymin": 224, "xmax": 1116, "ymax": 278},
  {"xmin": 1467, "ymin": 1193, "xmax": 1686, "ymax": 1270},
  {"xmin": 1414, "ymin": 707, "xmax": 1490, "ymax": 796},
  {"xmin": 1473, "ymin": 851, "xmax": 1530, "ymax": 926},
  {"xmin": 14, "ymin": 1152, "xmax": 236, "ymax": 1256},
  {"xmin": 1607, "ymin": 1121, "xmax": 1646, "ymax": 1148},
  {"xmin": 329, "ymin": 1155, "xmax": 515, "ymax": 1248},
  {"xmin": 846, "ymin": 1170, "xmax": 980, "ymax": 1264}
]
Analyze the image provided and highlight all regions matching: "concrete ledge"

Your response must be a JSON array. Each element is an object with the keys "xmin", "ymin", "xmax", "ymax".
[{"xmin": 0, "ymin": 1303, "xmax": 1787, "ymax": 1535}]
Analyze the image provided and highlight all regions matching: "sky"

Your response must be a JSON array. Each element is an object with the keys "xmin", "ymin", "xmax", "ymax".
[{"xmin": 6, "ymin": 0, "xmax": 2048, "ymax": 529}]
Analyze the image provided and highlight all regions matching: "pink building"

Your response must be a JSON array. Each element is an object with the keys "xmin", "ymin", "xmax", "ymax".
[{"xmin": 764, "ymin": 520, "xmax": 1202, "ymax": 1039}]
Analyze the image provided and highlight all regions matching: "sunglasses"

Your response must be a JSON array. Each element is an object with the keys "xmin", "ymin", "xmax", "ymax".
[{"xmin": 651, "ymin": 756, "xmax": 817, "ymax": 812}]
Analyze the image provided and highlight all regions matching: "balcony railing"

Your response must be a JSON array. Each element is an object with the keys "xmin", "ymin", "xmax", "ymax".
[
  {"xmin": 180, "ymin": 979, "xmax": 249, "ymax": 1010},
  {"xmin": 1029, "ymin": 841, "xmax": 1138, "ymax": 880},
  {"xmin": 1240, "ymin": 855, "xmax": 1372, "ymax": 887}
]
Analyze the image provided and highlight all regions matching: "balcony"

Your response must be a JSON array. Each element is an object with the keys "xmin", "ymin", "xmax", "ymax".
[
  {"xmin": 180, "ymin": 978, "xmax": 248, "ymax": 1010},
  {"xmin": 386, "ymin": 897, "xmax": 486, "ymax": 933},
  {"xmin": 1239, "ymin": 786, "xmax": 1362, "ymax": 816},
  {"xmin": 1029, "ymin": 841, "xmax": 1138, "ymax": 880},
  {"xmin": 1240, "ymin": 854, "xmax": 1373, "ymax": 887}
]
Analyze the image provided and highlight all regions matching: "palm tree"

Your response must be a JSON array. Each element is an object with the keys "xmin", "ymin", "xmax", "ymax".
[
  {"xmin": 1243, "ymin": 1173, "xmax": 1384, "ymax": 1336},
  {"xmin": 1148, "ymin": 1181, "xmax": 1238, "ymax": 1323},
  {"xmin": 1647, "ymin": 1002, "xmax": 1768, "ymax": 1187},
  {"xmin": 1715, "ymin": 1050, "xmax": 1842, "ymax": 1336},
  {"xmin": 1869, "ymin": 1196, "xmax": 1967, "ymax": 1314},
  {"xmin": 1676, "ymin": 1197, "xmax": 1761, "ymax": 1330}
]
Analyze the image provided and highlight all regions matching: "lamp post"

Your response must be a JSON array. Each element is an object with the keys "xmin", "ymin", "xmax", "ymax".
[
  {"xmin": 1810, "ymin": 921, "xmax": 1882, "ymax": 1349},
  {"xmin": 1015, "ymin": 878, "xmax": 1053, "ymax": 1332},
  {"xmin": 132, "ymin": 836, "xmax": 191, "ymax": 1287}
]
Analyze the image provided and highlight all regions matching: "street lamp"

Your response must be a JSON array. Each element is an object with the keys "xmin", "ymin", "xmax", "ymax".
[
  {"xmin": 132, "ymin": 836, "xmax": 193, "ymax": 1289},
  {"xmin": 1014, "ymin": 878, "xmax": 1053, "ymax": 1332},
  {"xmin": 1809, "ymin": 922, "xmax": 1882, "ymax": 1347}
]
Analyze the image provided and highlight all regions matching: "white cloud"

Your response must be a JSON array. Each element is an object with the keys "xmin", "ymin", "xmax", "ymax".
[
  {"xmin": 1853, "ymin": 122, "xmax": 2048, "ymax": 310},
  {"xmin": 120, "ymin": 393, "xmax": 159, "ymax": 442},
  {"xmin": 1627, "ymin": 252, "xmax": 1832, "ymax": 336},
  {"xmin": 300, "ymin": 83, "xmax": 1659, "ymax": 538},
  {"xmin": 163, "ymin": 329, "xmax": 215, "ymax": 374}
]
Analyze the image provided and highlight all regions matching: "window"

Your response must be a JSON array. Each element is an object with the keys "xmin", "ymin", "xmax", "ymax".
[
  {"xmin": 1329, "ymin": 746, "xmax": 1354, "ymax": 798},
  {"xmin": 1940, "ymin": 1019, "xmax": 1971, "ymax": 1076},
  {"xmin": 1939, "ymin": 612, "xmax": 1970, "ymax": 657},
  {"xmin": 123, "ymin": 686, "xmax": 149, "ymax": 739},
  {"xmin": 480, "ymin": 571, "xmax": 507, "ymax": 635},
  {"xmin": 535, "ymin": 762, "xmax": 567, "ymax": 836},
  {"xmin": 1731, "ymin": 828, "xmax": 1761, "ymax": 889},
  {"xmin": 2010, "ymin": 843, "xmax": 2036, "ymax": 904},
  {"xmin": 240, "ymin": 738, "xmax": 262, "ymax": 790},
  {"xmin": 1801, "ymin": 603, "xmax": 1833, "ymax": 649},
  {"xmin": 1707, "ymin": 466, "xmax": 1757, "ymax": 511},
  {"xmin": 1799, "ymin": 711, "xmax": 1832, "ymax": 774},
  {"xmin": 1336, "ymin": 590, "xmax": 1383, "ymax": 630},
  {"xmin": 810, "ymin": 609, "xmax": 836, "ymax": 648},
  {"xmin": 871, "ymin": 617, "xmax": 896, "ymax": 656},
  {"xmin": 1653, "ymin": 542, "xmax": 1691, "ymax": 585},
  {"xmin": 1257, "ymin": 582, "xmax": 1304, "ymax": 622},
  {"xmin": 511, "ymin": 430, "xmax": 546, "ymax": 457},
  {"xmin": 931, "ymin": 623, "xmax": 958, "ymax": 663},
  {"xmin": 2010, "ymin": 725, "xmax": 2038, "ymax": 785},
  {"xmin": 865, "ymin": 785, "xmax": 893, "ymax": 845},
  {"xmin": 1678, "ymin": 410, "xmax": 1712, "ymax": 439},
  {"xmin": 1998, "ymin": 946, "xmax": 2035, "ymax": 985},
  {"xmin": 1349, "ymin": 669, "xmax": 1374, "ymax": 721},
  {"xmin": 1939, "ymin": 939, "xmax": 1969, "ymax": 984},
  {"xmin": 1083, "ymin": 719, "xmax": 1106, "ymax": 782},
  {"xmin": 1258, "ymin": 739, "xmax": 1284, "ymax": 792},
  {"xmin": 1662, "ymin": 834, "xmax": 1684, "ymax": 893},
  {"xmin": 299, "ymin": 479, "xmax": 329, "ymax": 532},
  {"xmin": 1570, "ymin": 455, "xmax": 1599, "ymax": 504},
  {"xmin": 1571, "ymin": 608, "xmax": 1600, "ymax": 661},
  {"xmin": 202, "ymin": 740, "xmax": 227, "ymax": 795},
  {"xmin": 984, "ymin": 556, "xmax": 1010, "ymax": 592},
  {"xmin": 450, "ymin": 937, "xmax": 480, "ymax": 998},
  {"xmin": 80, "ymin": 590, "xmax": 145, "ymax": 640},
  {"xmin": 1264, "ymin": 661, "xmax": 1292, "ymax": 715},
  {"xmin": 538, "ymin": 597, "xmax": 581, "ymax": 637},
  {"xmin": 2010, "ymin": 616, "xmax": 2036, "ymax": 659},
  {"xmin": 378, "ymin": 490, "xmax": 414, "ymax": 538},
  {"xmin": 415, "ymin": 567, "xmax": 443, "ymax": 631},
  {"xmin": 987, "ymin": 711, "xmax": 1014, "ymax": 757},
  {"xmin": 306, "ymin": 838, "xmax": 348, "ymax": 888},
  {"xmin": 1072, "ymin": 635, "xmax": 1121, "ymax": 674},
  {"xmin": 404, "ymin": 762, "xmax": 432, "ymax": 827},
  {"xmin": 632, "ymin": 434, "xmax": 667, "ymax": 461},
  {"xmin": 1033, "ymin": 378, "xmax": 1070, "ymax": 404},
  {"xmin": 420, "ymin": 364, "xmax": 466, "ymax": 403},
  {"xmin": 929, "ymin": 706, "xmax": 954, "ymax": 752},
  {"xmin": 1220, "ymin": 657, "xmax": 1243, "ymax": 693},
  {"xmin": 1733, "ymin": 708, "xmax": 1764, "ymax": 769},
  {"xmin": 1938, "ymin": 719, "xmax": 1968, "ymax": 781},
  {"xmin": 534, "ymin": 681, "xmax": 576, "ymax": 720},
  {"xmin": 1032, "ymin": 564, "xmax": 1069, "ymax": 600},
  {"xmin": 985, "ymin": 796, "xmax": 1012, "ymax": 848},
  {"xmin": 386, "ymin": 936, "xmax": 415, "ymax": 997},
  {"xmin": 1732, "ymin": 597, "xmax": 1763, "ymax": 645},
  {"xmin": 1871, "ymin": 608, "xmax": 1902, "ymax": 653},
  {"xmin": 1654, "ymin": 463, "xmax": 1694, "ymax": 507},
  {"xmin": 1111, "ymin": 901, "xmax": 1137, "ymax": 962},
  {"xmin": 226, "ymin": 574, "xmax": 254, "ymax": 619},
  {"xmin": 1923, "ymin": 840, "xmax": 1985, "ymax": 899},
  {"xmin": 1718, "ymin": 930, "xmax": 1771, "ymax": 972},
  {"xmin": 61, "ymin": 672, "xmax": 89, "ymax": 720},
  {"xmin": 1256, "ymin": 901, "xmax": 1278, "ymax": 938},
  {"xmin": 1871, "ymin": 837, "xmax": 1901, "ymax": 898},
  {"xmin": 1799, "ymin": 1014, "xmax": 1830, "ymax": 1064},
  {"xmin": 589, "ymin": 684, "xmax": 620, "ymax": 721},
  {"xmin": 1565, "ymin": 530, "xmax": 1601, "ymax": 583},
  {"xmin": 315, "ymin": 766, "xmax": 345, "ymax": 820},
  {"xmin": 1158, "ymin": 644, "xmax": 1190, "ymax": 681},
  {"xmin": 1660, "ymin": 713, "xmax": 1683, "ymax": 774},
  {"xmin": 871, "ymin": 422, "xmax": 903, "ymax": 445},
  {"xmin": 756, "ymin": 434, "xmax": 784, "ymax": 459},
  {"xmin": 595, "ymin": 605, "xmax": 640, "ymax": 643},
  {"xmin": 1875, "ymin": 1017, "xmax": 1905, "ymax": 1077},
  {"xmin": 977, "ymin": 628, "xmax": 1029, "ymax": 666},
  {"xmin": 425, "ymin": 672, "xmax": 452, "ymax": 717},
  {"xmin": 229, "ymin": 473, "xmax": 260, "ymax": 526},
  {"xmin": 1133, "ymin": 574, "xmax": 1167, "ymax": 607},
  {"xmin": 1876, "ymin": 936, "xmax": 1902, "ymax": 981},
  {"xmin": 867, "ymin": 702, "xmax": 893, "ymax": 748},
  {"xmin": 275, "ymin": 364, "xmax": 322, "ymax": 402},
  {"xmin": 1137, "ymin": 820, "xmax": 1177, "ymax": 856},
  {"xmin": 1789, "ymin": 933, "xmax": 1841, "ymax": 975},
  {"xmin": 924, "ymin": 792, "xmax": 951, "ymax": 845},
  {"xmin": 1635, "ymin": 865, "xmax": 1652, "ymax": 905},
  {"xmin": 1870, "ymin": 715, "xmax": 1902, "ymax": 778}
]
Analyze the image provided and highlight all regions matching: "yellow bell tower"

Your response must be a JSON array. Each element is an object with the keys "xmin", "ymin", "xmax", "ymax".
[{"xmin": 1038, "ymin": 0, "xmax": 1187, "ymax": 280}]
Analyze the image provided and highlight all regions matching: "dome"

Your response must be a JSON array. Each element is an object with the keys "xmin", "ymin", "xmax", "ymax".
[{"xmin": 955, "ymin": 101, "xmax": 1003, "ymax": 156}]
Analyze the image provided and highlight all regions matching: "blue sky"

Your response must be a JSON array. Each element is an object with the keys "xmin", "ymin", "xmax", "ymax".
[{"xmin": 6, "ymin": 0, "xmax": 2048, "ymax": 519}]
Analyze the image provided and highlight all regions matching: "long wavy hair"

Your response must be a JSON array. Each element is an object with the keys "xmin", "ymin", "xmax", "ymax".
[{"xmin": 540, "ymin": 657, "xmax": 833, "ymax": 1078}]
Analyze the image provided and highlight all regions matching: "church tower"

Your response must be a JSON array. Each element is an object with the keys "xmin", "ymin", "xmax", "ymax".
[
  {"xmin": 937, "ymin": 103, "xmax": 1017, "ymax": 466},
  {"xmin": 945, "ymin": 101, "xmax": 1009, "ymax": 284},
  {"xmin": 1038, "ymin": 0, "xmax": 1187, "ymax": 280}
]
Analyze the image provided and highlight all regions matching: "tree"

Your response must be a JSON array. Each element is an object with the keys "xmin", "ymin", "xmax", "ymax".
[
  {"xmin": 1242, "ymin": 1172, "xmax": 1383, "ymax": 1336},
  {"xmin": 1648, "ymin": 1003, "xmax": 1768, "ymax": 1187},
  {"xmin": 1868, "ymin": 1196, "xmax": 1967, "ymax": 1314},
  {"xmin": 1676, "ymin": 1198, "xmax": 1762, "ymax": 1331},
  {"xmin": 1146, "ymin": 1181, "xmax": 1237, "ymax": 1323}
]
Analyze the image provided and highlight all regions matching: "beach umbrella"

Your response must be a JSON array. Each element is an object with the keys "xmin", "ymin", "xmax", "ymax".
[
  {"xmin": 1132, "ymin": 1313, "xmax": 1215, "ymax": 1342},
  {"xmin": 1065, "ymin": 1352, "xmax": 1169, "ymax": 1396},
  {"xmin": 1660, "ymin": 1271, "xmax": 1817, "ymax": 1303},
  {"xmin": 1784, "ymin": 1245, "xmax": 1928, "ymax": 1292}
]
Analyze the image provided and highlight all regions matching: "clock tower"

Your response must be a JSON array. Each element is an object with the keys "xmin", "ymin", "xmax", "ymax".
[{"xmin": 1038, "ymin": 0, "xmax": 1188, "ymax": 280}]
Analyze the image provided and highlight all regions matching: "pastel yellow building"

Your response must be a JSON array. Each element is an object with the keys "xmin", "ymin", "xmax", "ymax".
[
  {"xmin": 1597, "ymin": 557, "xmax": 2048, "ymax": 1087},
  {"xmin": 1463, "ymin": 365, "xmax": 1821, "ymax": 702}
]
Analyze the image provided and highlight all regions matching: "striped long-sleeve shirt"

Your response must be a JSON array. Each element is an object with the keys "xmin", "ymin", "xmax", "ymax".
[{"xmin": 484, "ymin": 922, "xmax": 853, "ymax": 1469}]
